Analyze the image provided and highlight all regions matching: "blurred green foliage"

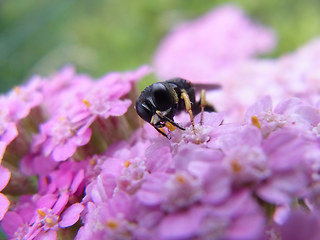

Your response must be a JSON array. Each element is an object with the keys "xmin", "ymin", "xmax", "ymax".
[{"xmin": 0, "ymin": 0, "xmax": 320, "ymax": 93}]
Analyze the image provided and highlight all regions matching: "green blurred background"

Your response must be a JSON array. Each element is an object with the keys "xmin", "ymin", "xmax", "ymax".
[{"xmin": 0, "ymin": 0, "xmax": 320, "ymax": 93}]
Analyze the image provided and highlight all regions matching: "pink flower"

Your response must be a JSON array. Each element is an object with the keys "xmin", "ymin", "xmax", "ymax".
[
  {"xmin": 245, "ymin": 96, "xmax": 320, "ymax": 137},
  {"xmin": 2, "ymin": 197, "xmax": 84, "ymax": 240},
  {"xmin": 40, "ymin": 65, "xmax": 93, "ymax": 117},
  {"xmin": 266, "ymin": 210, "xmax": 320, "ymax": 240},
  {"xmin": 1, "ymin": 159, "xmax": 86, "ymax": 239},
  {"xmin": 153, "ymin": 4, "xmax": 276, "ymax": 83},
  {"xmin": 207, "ymin": 38, "xmax": 320, "ymax": 121},
  {"xmin": 83, "ymin": 139, "xmax": 151, "ymax": 205},
  {"xmin": 20, "ymin": 152, "xmax": 58, "ymax": 176},
  {"xmin": 80, "ymin": 65, "xmax": 150, "ymax": 119},
  {"xmin": 0, "ymin": 99, "xmax": 19, "ymax": 160},
  {"xmin": 6, "ymin": 76, "xmax": 44, "ymax": 120},
  {"xmin": 32, "ymin": 65, "xmax": 149, "ymax": 162},
  {"xmin": 157, "ymin": 191, "xmax": 264, "ymax": 240},
  {"xmin": 154, "ymin": 7, "xmax": 320, "ymax": 123},
  {"xmin": 40, "ymin": 116, "xmax": 92, "ymax": 161},
  {"xmin": 78, "ymin": 112, "xmax": 268, "ymax": 240},
  {"xmin": 76, "ymin": 191, "xmax": 134, "ymax": 240},
  {"xmin": 0, "ymin": 166, "xmax": 10, "ymax": 220}
]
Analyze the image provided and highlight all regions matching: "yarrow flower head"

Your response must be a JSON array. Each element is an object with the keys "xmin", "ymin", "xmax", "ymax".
[
  {"xmin": 75, "ymin": 96, "xmax": 320, "ymax": 240},
  {"xmin": 0, "ymin": 64, "xmax": 150, "ymax": 239},
  {"xmin": 153, "ymin": 4, "xmax": 276, "ymax": 83},
  {"xmin": 1, "ymin": 4, "xmax": 320, "ymax": 240}
]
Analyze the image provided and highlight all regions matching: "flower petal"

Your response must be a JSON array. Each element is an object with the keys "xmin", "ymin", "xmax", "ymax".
[
  {"xmin": 35, "ymin": 229, "xmax": 57, "ymax": 240},
  {"xmin": 52, "ymin": 141, "xmax": 77, "ymax": 161},
  {"xmin": 158, "ymin": 206, "xmax": 205, "ymax": 239},
  {"xmin": 52, "ymin": 192, "xmax": 69, "ymax": 214},
  {"xmin": 59, "ymin": 203, "xmax": 84, "ymax": 228},
  {"xmin": 0, "ymin": 141, "xmax": 6, "ymax": 162},
  {"xmin": 70, "ymin": 169, "xmax": 84, "ymax": 194},
  {"xmin": 1, "ymin": 211, "xmax": 23, "ymax": 236},
  {"xmin": 0, "ymin": 193, "xmax": 10, "ymax": 220},
  {"xmin": 0, "ymin": 166, "xmax": 10, "ymax": 191},
  {"xmin": 36, "ymin": 194, "xmax": 57, "ymax": 209}
]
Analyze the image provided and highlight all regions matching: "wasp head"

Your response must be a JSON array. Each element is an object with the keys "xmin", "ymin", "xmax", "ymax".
[{"xmin": 135, "ymin": 82, "xmax": 184, "ymax": 137}]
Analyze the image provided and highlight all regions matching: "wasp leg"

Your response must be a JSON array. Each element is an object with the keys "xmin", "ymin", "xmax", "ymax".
[
  {"xmin": 155, "ymin": 110, "xmax": 185, "ymax": 131},
  {"xmin": 200, "ymin": 89, "xmax": 206, "ymax": 125},
  {"xmin": 181, "ymin": 89, "xmax": 195, "ymax": 128},
  {"xmin": 192, "ymin": 90, "xmax": 216, "ymax": 125}
]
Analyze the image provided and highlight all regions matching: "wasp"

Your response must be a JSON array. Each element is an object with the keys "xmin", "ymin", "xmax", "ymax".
[{"xmin": 135, "ymin": 78, "xmax": 219, "ymax": 138}]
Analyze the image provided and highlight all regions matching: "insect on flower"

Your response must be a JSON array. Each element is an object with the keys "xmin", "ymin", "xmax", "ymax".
[{"xmin": 135, "ymin": 78, "xmax": 220, "ymax": 138}]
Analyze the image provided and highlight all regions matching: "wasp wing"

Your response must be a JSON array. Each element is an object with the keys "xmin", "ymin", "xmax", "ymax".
[{"xmin": 191, "ymin": 83, "xmax": 221, "ymax": 92}]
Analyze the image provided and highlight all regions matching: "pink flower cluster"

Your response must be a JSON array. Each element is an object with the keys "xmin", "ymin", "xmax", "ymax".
[
  {"xmin": 75, "ymin": 96, "xmax": 320, "ymax": 239},
  {"xmin": 1, "ymin": 3, "xmax": 320, "ymax": 240},
  {"xmin": 153, "ymin": 4, "xmax": 276, "ymax": 83},
  {"xmin": 0, "ymin": 65, "xmax": 149, "ymax": 239},
  {"xmin": 153, "ymin": 4, "xmax": 320, "ymax": 122}
]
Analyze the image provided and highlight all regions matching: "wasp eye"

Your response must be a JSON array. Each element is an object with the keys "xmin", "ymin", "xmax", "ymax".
[
  {"xmin": 151, "ymin": 83, "xmax": 174, "ymax": 111},
  {"xmin": 135, "ymin": 102, "xmax": 152, "ymax": 122}
]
